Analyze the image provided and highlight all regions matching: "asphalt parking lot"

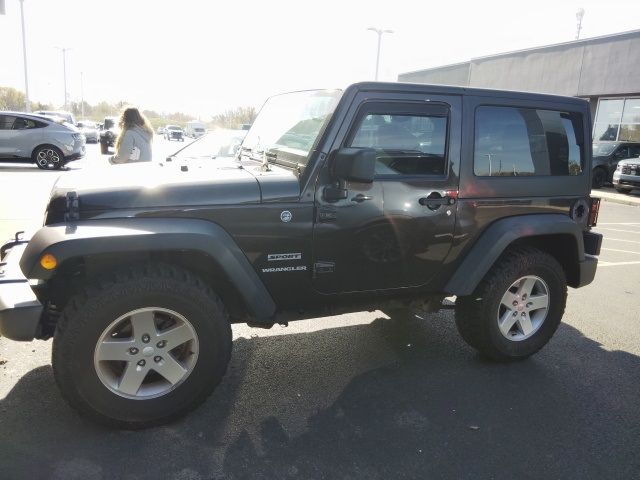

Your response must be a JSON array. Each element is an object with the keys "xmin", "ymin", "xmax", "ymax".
[{"xmin": 0, "ymin": 152, "xmax": 639, "ymax": 479}]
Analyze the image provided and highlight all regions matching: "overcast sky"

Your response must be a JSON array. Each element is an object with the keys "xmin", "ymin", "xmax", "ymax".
[{"xmin": 1, "ymin": 0, "xmax": 639, "ymax": 118}]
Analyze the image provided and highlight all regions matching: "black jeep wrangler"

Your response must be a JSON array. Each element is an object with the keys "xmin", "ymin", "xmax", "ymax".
[{"xmin": 0, "ymin": 82, "xmax": 603, "ymax": 428}]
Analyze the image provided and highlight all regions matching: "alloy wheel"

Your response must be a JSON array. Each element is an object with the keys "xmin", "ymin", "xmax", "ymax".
[
  {"xmin": 497, "ymin": 275, "xmax": 550, "ymax": 341},
  {"xmin": 93, "ymin": 307, "xmax": 199, "ymax": 399}
]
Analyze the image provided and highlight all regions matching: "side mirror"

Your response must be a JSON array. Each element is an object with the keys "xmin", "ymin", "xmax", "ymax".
[{"xmin": 331, "ymin": 148, "xmax": 376, "ymax": 183}]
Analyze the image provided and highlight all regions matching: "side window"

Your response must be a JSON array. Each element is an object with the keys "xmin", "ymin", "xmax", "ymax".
[
  {"xmin": 348, "ymin": 111, "xmax": 448, "ymax": 176},
  {"xmin": 474, "ymin": 106, "xmax": 583, "ymax": 176},
  {"xmin": 12, "ymin": 117, "xmax": 40, "ymax": 130},
  {"xmin": 629, "ymin": 145, "xmax": 640, "ymax": 158},
  {"xmin": 0, "ymin": 115, "xmax": 16, "ymax": 130},
  {"xmin": 614, "ymin": 147, "xmax": 629, "ymax": 159}
]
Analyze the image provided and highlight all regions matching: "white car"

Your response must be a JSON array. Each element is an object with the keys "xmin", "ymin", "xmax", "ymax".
[
  {"xmin": 0, "ymin": 111, "xmax": 85, "ymax": 169},
  {"xmin": 76, "ymin": 120, "xmax": 100, "ymax": 143}
]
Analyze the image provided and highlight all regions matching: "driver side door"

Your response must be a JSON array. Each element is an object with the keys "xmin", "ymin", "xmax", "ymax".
[{"xmin": 312, "ymin": 95, "xmax": 461, "ymax": 294}]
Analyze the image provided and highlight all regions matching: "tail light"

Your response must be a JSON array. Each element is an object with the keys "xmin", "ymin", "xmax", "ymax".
[{"xmin": 588, "ymin": 197, "xmax": 600, "ymax": 227}]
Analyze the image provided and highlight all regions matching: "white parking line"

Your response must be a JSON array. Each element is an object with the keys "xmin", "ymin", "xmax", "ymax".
[
  {"xmin": 601, "ymin": 248, "xmax": 640, "ymax": 255},
  {"xmin": 598, "ymin": 222, "xmax": 640, "ymax": 225},
  {"xmin": 597, "ymin": 227, "xmax": 640, "ymax": 234},
  {"xmin": 599, "ymin": 261, "xmax": 640, "ymax": 267},
  {"xmin": 604, "ymin": 237, "xmax": 640, "ymax": 245}
]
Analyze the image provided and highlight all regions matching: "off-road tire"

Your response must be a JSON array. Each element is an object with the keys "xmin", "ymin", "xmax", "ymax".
[
  {"xmin": 52, "ymin": 263, "xmax": 232, "ymax": 429},
  {"xmin": 455, "ymin": 247, "xmax": 567, "ymax": 361},
  {"xmin": 591, "ymin": 167, "xmax": 607, "ymax": 189}
]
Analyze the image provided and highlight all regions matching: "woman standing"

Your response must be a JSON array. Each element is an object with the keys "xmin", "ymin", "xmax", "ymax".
[{"xmin": 109, "ymin": 107, "xmax": 154, "ymax": 164}]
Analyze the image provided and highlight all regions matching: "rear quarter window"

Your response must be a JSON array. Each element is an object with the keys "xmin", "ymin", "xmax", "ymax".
[{"xmin": 474, "ymin": 106, "xmax": 583, "ymax": 177}]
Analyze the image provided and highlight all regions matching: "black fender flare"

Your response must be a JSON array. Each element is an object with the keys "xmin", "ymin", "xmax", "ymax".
[
  {"xmin": 444, "ymin": 214, "xmax": 584, "ymax": 296},
  {"xmin": 20, "ymin": 218, "xmax": 276, "ymax": 322}
]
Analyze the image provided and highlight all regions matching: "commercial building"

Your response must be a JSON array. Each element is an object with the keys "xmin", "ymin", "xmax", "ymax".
[{"xmin": 398, "ymin": 29, "xmax": 640, "ymax": 142}]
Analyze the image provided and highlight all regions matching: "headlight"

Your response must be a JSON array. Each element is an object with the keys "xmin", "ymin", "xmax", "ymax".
[{"xmin": 72, "ymin": 133, "xmax": 83, "ymax": 141}]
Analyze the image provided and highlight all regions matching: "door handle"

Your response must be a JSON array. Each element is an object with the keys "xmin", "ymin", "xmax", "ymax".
[
  {"xmin": 351, "ymin": 194, "xmax": 373, "ymax": 203},
  {"xmin": 419, "ymin": 196, "xmax": 456, "ymax": 207}
]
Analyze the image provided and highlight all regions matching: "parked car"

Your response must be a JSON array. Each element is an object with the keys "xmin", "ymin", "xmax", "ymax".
[
  {"xmin": 591, "ymin": 141, "xmax": 640, "ymax": 188},
  {"xmin": 184, "ymin": 121, "xmax": 206, "ymax": 138},
  {"xmin": 0, "ymin": 82, "xmax": 602, "ymax": 428},
  {"xmin": 76, "ymin": 120, "xmax": 99, "ymax": 143},
  {"xmin": 612, "ymin": 155, "xmax": 640, "ymax": 193},
  {"xmin": 164, "ymin": 125, "xmax": 184, "ymax": 141},
  {"xmin": 33, "ymin": 110, "xmax": 77, "ymax": 126},
  {"xmin": 99, "ymin": 116, "xmax": 120, "ymax": 154},
  {"xmin": 156, "ymin": 126, "xmax": 165, "ymax": 135},
  {"xmin": 0, "ymin": 111, "xmax": 85, "ymax": 169},
  {"xmin": 165, "ymin": 129, "xmax": 246, "ymax": 162}
]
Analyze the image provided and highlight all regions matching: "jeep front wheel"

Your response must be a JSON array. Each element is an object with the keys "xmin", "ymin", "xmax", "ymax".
[
  {"xmin": 455, "ymin": 247, "xmax": 567, "ymax": 361},
  {"xmin": 52, "ymin": 264, "xmax": 232, "ymax": 429}
]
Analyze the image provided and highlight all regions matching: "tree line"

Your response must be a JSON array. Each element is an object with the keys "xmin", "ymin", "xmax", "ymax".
[{"xmin": 0, "ymin": 86, "xmax": 256, "ymax": 130}]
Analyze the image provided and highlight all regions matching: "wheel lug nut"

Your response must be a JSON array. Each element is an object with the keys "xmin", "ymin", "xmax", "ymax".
[
  {"xmin": 156, "ymin": 340, "xmax": 166, "ymax": 348},
  {"xmin": 137, "ymin": 359, "xmax": 146, "ymax": 367},
  {"xmin": 141, "ymin": 334, "xmax": 150, "ymax": 343},
  {"xmin": 128, "ymin": 347, "xmax": 139, "ymax": 355},
  {"xmin": 522, "ymin": 294, "xmax": 527, "ymax": 300},
  {"xmin": 512, "ymin": 301, "xmax": 518, "ymax": 307},
  {"xmin": 154, "ymin": 356, "xmax": 162, "ymax": 363},
  {"xmin": 521, "ymin": 312, "xmax": 526, "ymax": 316},
  {"xmin": 512, "ymin": 311, "xmax": 517, "ymax": 317}
]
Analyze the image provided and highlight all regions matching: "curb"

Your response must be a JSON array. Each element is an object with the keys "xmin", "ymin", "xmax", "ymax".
[{"xmin": 592, "ymin": 191, "xmax": 640, "ymax": 208}]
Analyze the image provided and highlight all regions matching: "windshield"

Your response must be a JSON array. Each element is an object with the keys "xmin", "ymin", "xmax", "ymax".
[
  {"xmin": 174, "ymin": 130, "xmax": 247, "ymax": 159},
  {"xmin": 104, "ymin": 118, "xmax": 116, "ymax": 129},
  {"xmin": 167, "ymin": 125, "xmax": 180, "ymax": 130},
  {"xmin": 592, "ymin": 143, "xmax": 616, "ymax": 156},
  {"xmin": 242, "ymin": 89, "xmax": 342, "ymax": 167}
]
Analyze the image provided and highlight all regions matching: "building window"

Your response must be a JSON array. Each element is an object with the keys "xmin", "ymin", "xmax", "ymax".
[
  {"xmin": 474, "ymin": 106, "xmax": 582, "ymax": 177},
  {"xmin": 594, "ymin": 98, "xmax": 640, "ymax": 142}
]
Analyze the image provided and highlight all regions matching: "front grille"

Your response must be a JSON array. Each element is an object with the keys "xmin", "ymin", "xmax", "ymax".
[{"xmin": 621, "ymin": 164, "xmax": 640, "ymax": 175}]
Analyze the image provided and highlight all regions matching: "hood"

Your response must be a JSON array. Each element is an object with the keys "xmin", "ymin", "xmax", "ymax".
[
  {"xmin": 45, "ymin": 160, "xmax": 261, "ymax": 223},
  {"xmin": 616, "ymin": 157, "xmax": 639, "ymax": 166}
]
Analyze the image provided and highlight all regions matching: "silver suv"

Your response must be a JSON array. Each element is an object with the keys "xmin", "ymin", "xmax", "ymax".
[
  {"xmin": 612, "ymin": 155, "xmax": 640, "ymax": 194},
  {"xmin": 0, "ymin": 112, "xmax": 85, "ymax": 170}
]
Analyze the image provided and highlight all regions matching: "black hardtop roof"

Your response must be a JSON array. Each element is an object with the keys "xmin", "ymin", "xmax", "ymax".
[{"xmin": 348, "ymin": 81, "xmax": 589, "ymax": 107}]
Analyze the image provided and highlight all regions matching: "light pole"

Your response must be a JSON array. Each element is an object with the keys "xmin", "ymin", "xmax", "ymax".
[
  {"xmin": 575, "ymin": 8, "xmax": 585, "ymax": 40},
  {"xmin": 19, "ymin": 0, "xmax": 31, "ymax": 111},
  {"xmin": 367, "ymin": 27, "xmax": 393, "ymax": 81},
  {"xmin": 80, "ymin": 71, "xmax": 84, "ymax": 118},
  {"xmin": 55, "ymin": 46, "xmax": 71, "ymax": 110}
]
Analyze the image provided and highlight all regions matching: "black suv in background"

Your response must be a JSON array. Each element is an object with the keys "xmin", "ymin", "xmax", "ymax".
[
  {"xmin": 0, "ymin": 82, "xmax": 602, "ymax": 428},
  {"xmin": 591, "ymin": 141, "xmax": 640, "ymax": 188}
]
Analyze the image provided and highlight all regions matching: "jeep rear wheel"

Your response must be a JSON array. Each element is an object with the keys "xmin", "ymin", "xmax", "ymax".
[
  {"xmin": 455, "ymin": 247, "xmax": 567, "ymax": 361},
  {"xmin": 52, "ymin": 264, "xmax": 232, "ymax": 429}
]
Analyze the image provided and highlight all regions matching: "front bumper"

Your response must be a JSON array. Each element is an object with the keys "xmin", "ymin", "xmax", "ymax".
[
  {"xmin": 66, "ymin": 146, "xmax": 86, "ymax": 161},
  {"xmin": 0, "ymin": 238, "xmax": 43, "ymax": 341},
  {"xmin": 612, "ymin": 170, "xmax": 640, "ymax": 189}
]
